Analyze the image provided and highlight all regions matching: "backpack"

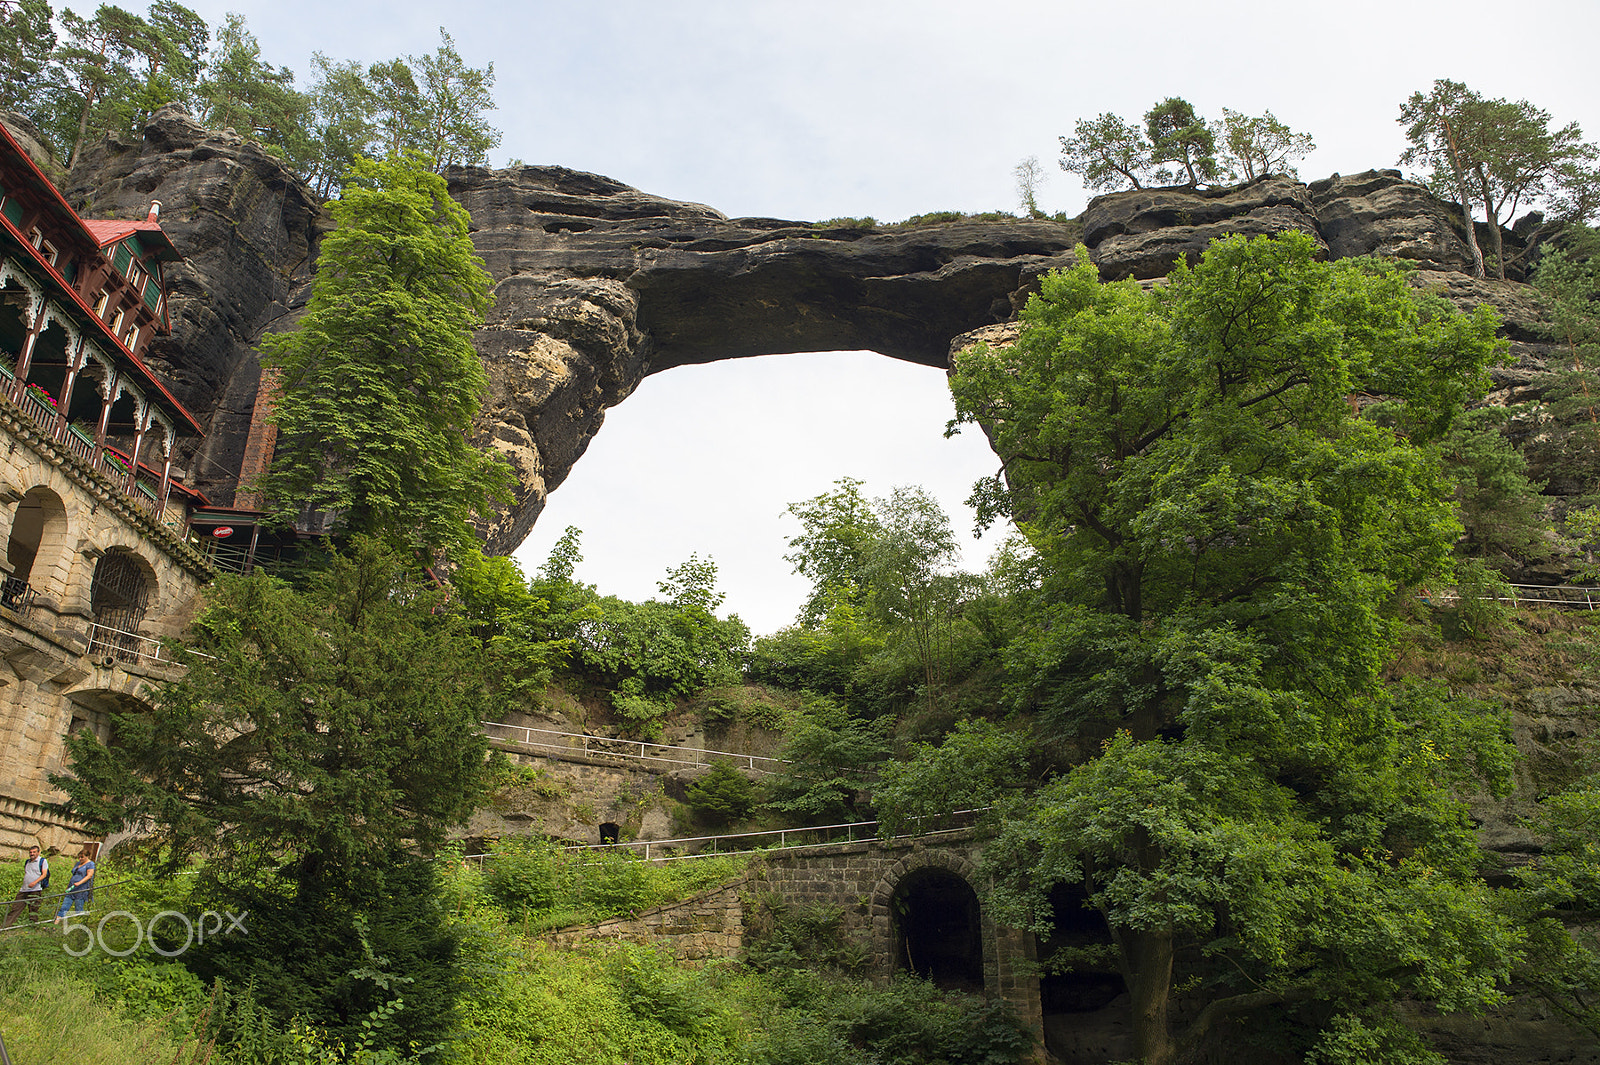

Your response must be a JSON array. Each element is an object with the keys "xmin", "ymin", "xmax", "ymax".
[{"xmin": 37, "ymin": 857, "xmax": 48, "ymax": 893}]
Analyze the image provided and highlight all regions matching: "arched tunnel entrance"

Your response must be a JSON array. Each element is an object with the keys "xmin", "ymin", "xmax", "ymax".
[{"xmin": 890, "ymin": 866, "xmax": 984, "ymax": 991}]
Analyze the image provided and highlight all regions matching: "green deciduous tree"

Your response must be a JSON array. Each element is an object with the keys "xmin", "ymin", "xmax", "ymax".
[
  {"xmin": 874, "ymin": 718, "xmax": 1031, "ymax": 835},
  {"xmin": 860, "ymin": 486, "xmax": 972, "ymax": 717},
  {"xmin": 1215, "ymin": 107, "xmax": 1315, "ymax": 181},
  {"xmin": 947, "ymin": 233, "xmax": 1513, "ymax": 1062},
  {"xmin": 763, "ymin": 695, "xmax": 890, "ymax": 824},
  {"xmin": 784, "ymin": 477, "xmax": 885, "ymax": 625},
  {"xmin": 259, "ymin": 151, "xmax": 512, "ymax": 552}
]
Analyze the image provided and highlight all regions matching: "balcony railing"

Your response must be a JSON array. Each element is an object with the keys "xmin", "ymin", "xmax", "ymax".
[
  {"xmin": 0, "ymin": 575, "xmax": 34, "ymax": 614},
  {"xmin": 86, "ymin": 622, "xmax": 178, "ymax": 667},
  {"xmin": 0, "ymin": 365, "xmax": 183, "ymax": 528}
]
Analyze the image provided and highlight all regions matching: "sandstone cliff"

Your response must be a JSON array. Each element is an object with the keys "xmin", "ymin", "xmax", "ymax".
[{"xmin": 49, "ymin": 105, "xmax": 1565, "ymax": 556}]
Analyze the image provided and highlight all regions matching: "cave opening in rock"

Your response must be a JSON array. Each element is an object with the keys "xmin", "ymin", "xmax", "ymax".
[
  {"xmin": 891, "ymin": 866, "xmax": 983, "ymax": 991},
  {"xmin": 1037, "ymin": 882, "xmax": 1131, "ymax": 1064}
]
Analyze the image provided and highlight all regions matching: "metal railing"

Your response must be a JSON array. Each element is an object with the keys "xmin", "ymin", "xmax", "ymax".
[
  {"xmin": 0, "ymin": 575, "xmax": 35, "ymax": 614},
  {"xmin": 481, "ymin": 720, "xmax": 785, "ymax": 773},
  {"xmin": 85, "ymin": 622, "xmax": 179, "ymax": 667},
  {"xmin": 1428, "ymin": 583, "xmax": 1600, "ymax": 610},
  {"xmin": 461, "ymin": 810, "xmax": 987, "ymax": 866}
]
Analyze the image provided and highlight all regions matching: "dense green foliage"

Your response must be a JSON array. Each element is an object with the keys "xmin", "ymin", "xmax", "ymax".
[
  {"xmin": 54, "ymin": 539, "xmax": 490, "ymax": 880},
  {"xmin": 6, "ymin": 3, "xmax": 499, "ymax": 188},
  {"xmin": 51, "ymin": 541, "xmax": 492, "ymax": 1057},
  {"xmin": 259, "ymin": 153, "xmax": 512, "ymax": 553},
  {"xmin": 937, "ymin": 233, "xmax": 1519, "ymax": 1064}
]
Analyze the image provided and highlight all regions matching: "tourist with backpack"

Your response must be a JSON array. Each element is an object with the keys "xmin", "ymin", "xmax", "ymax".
[{"xmin": 2, "ymin": 844, "xmax": 48, "ymax": 928}]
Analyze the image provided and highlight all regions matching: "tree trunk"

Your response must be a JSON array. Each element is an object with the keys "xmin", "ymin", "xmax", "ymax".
[
  {"xmin": 1116, "ymin": 923, "xmax": 1176, "ymax": 1065},
  {"xmin": 1440, "ymin": 113, "xmax": 1486, "ymax": 279},
  {"xmin": 69, "ymin": 83, "xmax": 100, "ymax": 171},
  {"xmin": 1475, "ymin": 165, "xmax": 1507, "ymax": 280}
]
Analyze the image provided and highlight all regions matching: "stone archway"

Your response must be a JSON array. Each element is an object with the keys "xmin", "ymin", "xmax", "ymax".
[
  {"xmin": 869, "ymin": 848, "xmax": 993, "ymax": 989},
  {"xmin": 88, "ymin": 547, "xmax": 157, "ymax": 660},
  {"xmin": 5, "ymin": 485, "xmax": 67, "ymax": 606},
  {"xmin": 892, "ymin": 865, "xmax": 984, "ymax": 990}
]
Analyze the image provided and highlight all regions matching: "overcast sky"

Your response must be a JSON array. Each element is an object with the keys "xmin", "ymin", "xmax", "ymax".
[{"xmin": 179, "ymin": 0, "xmax": 1600, "ymax": 634}]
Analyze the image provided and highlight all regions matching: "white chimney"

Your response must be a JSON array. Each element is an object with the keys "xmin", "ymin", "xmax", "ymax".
[{"xmin": 146, "ymin": 200, "xmax": 161, "ymax": 223}]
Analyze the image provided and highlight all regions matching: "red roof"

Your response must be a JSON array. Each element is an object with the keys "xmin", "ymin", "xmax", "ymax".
[
  {"xmin": 0, "ymin": 122, "xmax": 203, "ymax": 435},
  {"xmin": 82, "ymin": 218, "xmax": 181, "ymax": 261}
]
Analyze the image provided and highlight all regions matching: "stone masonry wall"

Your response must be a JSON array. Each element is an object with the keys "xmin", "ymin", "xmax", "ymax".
[
  {"xmin": 746, "ymin": 832, "xmax": 1043, "ymax": 1043},
  {"xmin": 548, "ymin": 881, "xmax": 744, "ymax": 966}
]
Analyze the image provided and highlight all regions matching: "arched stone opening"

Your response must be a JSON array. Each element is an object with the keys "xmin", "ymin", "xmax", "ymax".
[
  {"xmin": 5, "ymin": 485, "xmax": 67, "ymax": 605},
  {"xmin": 1036, "ymin": 883, "xmax": 1131, "ymax": 1065},
  {"xmin": 890, "ymin": 866, "xmax": 984, "ymax": 991},
  {"xmin": 88, "ymin": 547, "xmax": 156, "ymax": 658}
]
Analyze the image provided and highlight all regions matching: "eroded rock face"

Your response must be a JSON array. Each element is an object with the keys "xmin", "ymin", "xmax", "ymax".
[
  {"xmin": 448, "ymin": 165, "xmax": 1085, "ymax": 549},
  {"xmin": 57, "ymin": 110, "xmax": 1559, "ymax": 551},
  {"xmin": 58, "ymin": 105, "xmax": 328, "ymax": 505}
]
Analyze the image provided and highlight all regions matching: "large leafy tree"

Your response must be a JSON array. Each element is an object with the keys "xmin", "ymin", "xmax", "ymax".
[
  {"xmin": 784, "ymin": 477, "xmax": 886, "ymax": 625},
  {"xmin": 259, "ymin": 151, "xmax": 512, "ymax": 552},
  {"xmin": 53, "ymin": 539, "xmax": 491, "ymax": 881},
  {"xmin": 947, "ymin": 233, "xmax": 1513, "ymax": 1063}
]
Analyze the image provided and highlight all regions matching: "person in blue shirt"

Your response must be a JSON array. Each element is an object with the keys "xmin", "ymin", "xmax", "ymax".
[{"xmin": 54, "ymin": 845, "xmax": 95, "ymax": 922}]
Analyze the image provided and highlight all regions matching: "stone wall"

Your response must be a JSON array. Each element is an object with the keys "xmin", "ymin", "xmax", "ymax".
[
  {"xmin": 548, "ymin": 881, "xmax": 745, "ymax": 966},
  {"xmin": 0, "ymin": 395, "xmax": 209, "ymax": 851},
  {"xmin": 546, "ymin": 831, "xmax": 1045, "ymax": 1049}
]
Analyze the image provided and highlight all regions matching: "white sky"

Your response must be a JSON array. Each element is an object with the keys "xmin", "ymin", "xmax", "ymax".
[{"xmin": 177, "ymin": 0, "xmax": 1600, "ymax": 634}]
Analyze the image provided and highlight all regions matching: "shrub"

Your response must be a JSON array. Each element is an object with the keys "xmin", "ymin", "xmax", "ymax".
[
  {"xmin": 685, "ymin": 760, "xmax": 758, "ymax": 826},
  {"xmin": 486, "ymin": 838, "xmax": 569, "ymax": 915}
]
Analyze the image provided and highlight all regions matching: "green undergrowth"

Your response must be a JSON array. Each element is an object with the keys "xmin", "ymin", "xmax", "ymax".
[
  {"xmin": 1389, "ymin": 599, "xmax": 1600, "ymax": 701},
  {"xmin": 464, "ymin": 840, "xmax": 750, "ymax": 933}
]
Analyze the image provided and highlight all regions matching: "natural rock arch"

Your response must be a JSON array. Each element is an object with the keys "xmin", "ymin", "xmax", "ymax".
[{"xmin": 55, "ymin": 106, "xmax": 1547, "ymax": 558}]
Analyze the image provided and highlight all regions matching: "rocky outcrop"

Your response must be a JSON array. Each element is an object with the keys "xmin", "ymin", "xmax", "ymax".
[
  {"xmin": 450, "ymin": 167, "xmax": 1084, "ymax": 548},
  {"xmin": 59, "ymin": 105, "xmax": 328, "ymax": 504},
  {"xmin": 1309, "ymin": 169, "xmax": 1476, "ymax": 269},
  {"xmin": 56, "ymin": 110, "xmax": 1561, "ymax": 549},
  {"xmin": 1081, "ymin": 174, "xmax": 1325, "ymax": 280}
]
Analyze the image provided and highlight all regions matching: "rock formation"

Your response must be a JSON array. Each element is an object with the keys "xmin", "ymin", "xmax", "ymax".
[
  {"xmin": 55, "ymin": 107, "xmax": 327, "ymax": 509},
  {"xmin": 50, "ymin": 105, "xmax": 1564, "ymax": 556}
]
